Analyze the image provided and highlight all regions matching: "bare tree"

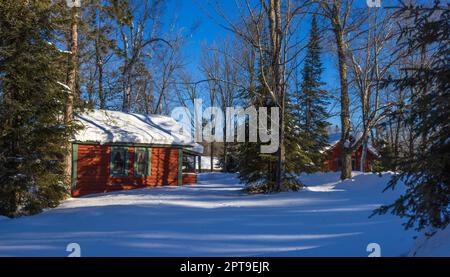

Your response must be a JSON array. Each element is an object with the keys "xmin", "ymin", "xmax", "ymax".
[
  {"xmin": 152, "ymin": 30, "xmax": 186, "ymax": 114},
  {"xmin": 80, "ymin": 0, "xmax": 116, "ymax": 109},
  {"xmin": 200, "ymin": 45, "xmax": 220, "ymax": 172},
  {"xmin": 346, "ymin": 7, "xmax": 397, "ymax": 172},
  {"xmin": 109, "ymin": 0, "xmax": 168, "ymax": 112},
  {"xmin": 202, "ymin": 39, "xmax": 242, "ymax": 172}
]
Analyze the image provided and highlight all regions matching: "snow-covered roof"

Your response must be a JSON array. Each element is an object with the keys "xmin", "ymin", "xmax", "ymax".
[
  {"xmin": 352, "ymin": 132, "xmax": 379, "ymax": 156},
  {"xmin": 74, "ymin": 109, "xmax": 203, "ymax": 154},
  {"xmin": 327, "ymin": 133, "xmax": 341, "ymax": 146},
  {"xmin": 325, "ymin": 132, "xmax": 379, "ymax": 156}
]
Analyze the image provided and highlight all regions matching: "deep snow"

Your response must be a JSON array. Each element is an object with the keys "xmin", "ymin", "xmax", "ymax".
[{"xmin": 0, "ymin": 172, "xmax": 439, "ymax": 257}]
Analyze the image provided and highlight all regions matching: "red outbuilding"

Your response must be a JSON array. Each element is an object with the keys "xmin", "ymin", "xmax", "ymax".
[
  {"xmin": 71, "ymin": 110, "xmax": 203, "ymax": 197},
  {"xmin": 323, "ymin": 133, "xmax": 379, "ymax": 172}
]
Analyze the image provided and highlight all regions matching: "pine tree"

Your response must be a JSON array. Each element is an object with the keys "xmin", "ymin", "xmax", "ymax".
[
  {"xmin": 375, "ymin": 2, "xmax": 449, "ymax": 231},
  {"xmin": 237, "ymin": 66, "xmax": 284, "ymax": 191},
  {"xmin": 237, "ymin": 83, "xmax": 274, "ymax": 188},
  {"xmin": 0, "ymin": 0, "xmax": 73, "ymax": 216},
  {"xmin": 287, "ymin": 15, "xmax": 330, "ymax": 173},
  {"xmin": 237, "ymin": 73, "xmax": 303, "ymax": 192},
  {"xmin": 239, "ymin": 16, "xmax": 330, "ymax": 191}
]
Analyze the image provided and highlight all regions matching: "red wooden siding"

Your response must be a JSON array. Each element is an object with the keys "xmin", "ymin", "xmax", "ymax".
[
  {"xmin": 324, "ymin": 142, "xmax": 377, "ymax": 172},
  {"xmin": 72, "ymin": 144, "xmax": 196, "ymax": 197},
  {"xmin": 182, "ymin": 173, "xmax": 197, "ymax": 184}
]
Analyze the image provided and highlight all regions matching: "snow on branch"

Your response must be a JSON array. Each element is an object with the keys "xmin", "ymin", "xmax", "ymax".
[
  {"xmin": 46, "ymin": 41, "xmax": 72, "ymax": 54},
  {"xmin": 57, "ymin": 81, "xmax": 71, "ymax": 92}
]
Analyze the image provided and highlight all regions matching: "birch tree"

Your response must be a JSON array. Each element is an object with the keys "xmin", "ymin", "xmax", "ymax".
[{"xmin": 346, "ymin": 6, "xmax": 397, "ymax": 172}]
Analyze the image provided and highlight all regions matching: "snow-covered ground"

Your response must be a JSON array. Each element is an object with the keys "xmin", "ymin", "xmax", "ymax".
[
  {"xmin": 0, "ymin": 172, "xmax": 445, "ymax": 257},
  {"xmin": 409, "ymin": 226, "xmax": 450, "ymax": 257}
]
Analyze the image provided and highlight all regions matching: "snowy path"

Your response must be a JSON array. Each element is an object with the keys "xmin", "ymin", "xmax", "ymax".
[{"xmin": 0, "ymin": 172, "xmax": 418, "ymax": 257}]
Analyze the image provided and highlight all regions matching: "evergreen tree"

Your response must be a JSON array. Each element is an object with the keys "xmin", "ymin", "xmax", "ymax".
[
  {"xmin": 237, "ymin": 72, "xmax": 302, "ymax": 192},
  {"xmin": 236, "ymin": 131, "xmax": 276, "ymax": 190},
  {"xmin": 240, "ymin": 15, "xmax": 330, "ymax": 191},
  {"xmin": 0, "ymin": 0, "xmax": 73, "ymax": 216},
  {"xmin": 237, "ymin": 82, "xmax": 275, "ymax": 188},
  {"xmin": 371, "ymin": 137, "xmax": 396, "ymax": 172},
  {"xmin": 237, "ymin": 64, "xmax": 285, "ymax": 191},
  {"xmin": 287, "ymin": 15, "xmax": 330, "ymax": 173},
  {"xmin": 375, "ymin": 2, "xmax": 449, "ymax": 230}
]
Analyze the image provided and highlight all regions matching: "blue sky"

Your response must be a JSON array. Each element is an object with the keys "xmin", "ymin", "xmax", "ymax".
[
  {"xmin": 167, "ymin": 0, "xmax": 238, "ymax": 80},
  {"xmin": 165, "ymin": 0, "xmax": 342, "ymax": 127}
]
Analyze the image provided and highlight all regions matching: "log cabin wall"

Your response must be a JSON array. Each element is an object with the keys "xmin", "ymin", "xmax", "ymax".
[
  {"xmin": 72, "ymin": 144, "xmax": 182, "ymax": 197},
  {"xmin": 182, "ymin": 173, "xmax": 197, "ymax": 184}
]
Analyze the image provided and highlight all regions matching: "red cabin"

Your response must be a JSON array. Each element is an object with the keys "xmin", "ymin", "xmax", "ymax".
[
  {"xmin": 71, "ymin": 110, "xmax": 203, "ymax": 197},
  {"xmin": 323, "ymin": 133, "xmax": 379, "ymax": 172}
]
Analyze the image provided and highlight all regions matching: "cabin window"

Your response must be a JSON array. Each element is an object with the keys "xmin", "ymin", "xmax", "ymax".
[
  {"xmin": 182, "ymin": 153, "xmax": 196, "ymax": 173},
  {"xmin": 110, "ymin": 147, "xmax": 128, "ymax": 176},
  {"xmin": 134, "ymin": 147, "xmax": 152, "ymax": 176},
  {"xmin": 352, "ymin": 158, "xmax": 356, "ymax": 171}
]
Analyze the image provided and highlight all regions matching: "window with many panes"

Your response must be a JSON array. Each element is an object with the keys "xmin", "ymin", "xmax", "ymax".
[
  {"xmin": 110, "ymin": 147, "xmax": 128, "ymax": 176},
  {"xmin": 182, "ymin": 154, "xmax": 196, "ymax": 173},
  {"xmin": 134, "ymin": 147, "xmax": 152, "ymax": 176}
]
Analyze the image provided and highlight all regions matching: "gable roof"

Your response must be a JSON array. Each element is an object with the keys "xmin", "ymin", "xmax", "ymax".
[{"xmin": 74, "ymin": 109, "xmax": 203, "ymax": 154}]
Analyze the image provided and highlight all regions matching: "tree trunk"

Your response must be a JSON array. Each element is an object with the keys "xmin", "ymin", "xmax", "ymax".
[
  {"xmin": 210, "ymin": 142, "xmax": 214, "ymax": 173},
  {"xmin": 64, "ymin": 6, "xmax": 79, "ymax": 190},
  {"xmin": 223, "ymin": 126, "xmax": 228, "ymax": 173},
  {"xmin": 360, "ymin": 141, "xmax": 367, "ymax": 172},
  {"xmin": 341, "ymin": 151, "xmax": 352, "ymax": 178},
  {"xmin": 276, "ymin": 109, "xmax": 286, "ymax": 189},
  {"xmin": 332, "ymin": 5, "xmax": 352, "ymax": 180},
  {"xmin": 96, "ymin": 9, "xmax": 105, "ymax": 109},
  {"xmin": 268, "ymin": 0, "xmax": 286, "ymax": 190},
  {"xmin": 145, "ymin": 94, "xmax": 149, "ymax": 114},
  {"xmin": 98, "ymin": 61, "xmax": 104, "ymax": 109},
  {"xmin": 120, "ymin": 25, "xmax": 130, "ymax": 113},
  {"xmin": 123, "ymin": 79, "xmax": 131, "ymax": 112},
  {"xmin": 144, "ymin": 80, "xmax": 150, "ymax": 114},
  {"xmin": 155, "ymin": 92, "xmax": 164, "ymax": 114}
]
